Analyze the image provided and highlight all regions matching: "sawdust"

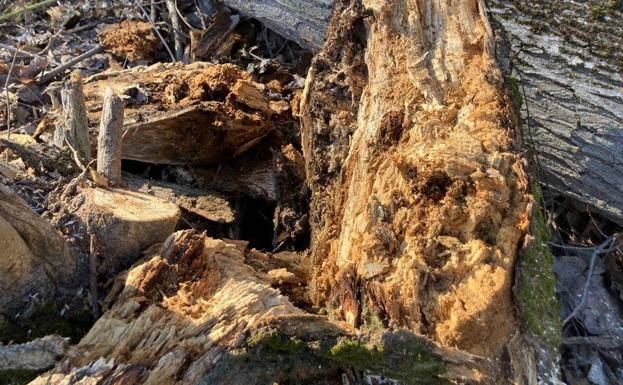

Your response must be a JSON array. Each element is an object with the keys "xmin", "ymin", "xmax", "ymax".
[{"xmin": 98, "ymin": 20, "xmax": 158, "ymax": 62}]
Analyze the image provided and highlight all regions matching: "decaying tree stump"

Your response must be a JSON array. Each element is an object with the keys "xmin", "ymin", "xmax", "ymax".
[
  {"xmin": 72, "ymin": 187, "xmax": 180, "ymax": 275},
  {"xmin": 302, "ymin": 0, "xmax": 557, "ymax": 381},
  {"xmin": 14, "ymin": 1, "xmax": 583, "ymax": 384}
]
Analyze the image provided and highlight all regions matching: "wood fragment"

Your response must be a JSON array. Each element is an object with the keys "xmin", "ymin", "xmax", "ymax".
[
  {"xmin": 191, "ymin": 10, "xmax": 240, "ymax": 60},
  {"xmin": 96, "ymin": 88, "xmax": 123, "ymax": 186},
  {"xmin": 0, "ymin": 335, "xmax": 69, "ymax": 371},
  {"xmin": 36, "ymin": 46, "xmax": 104, "ymax": 84},
  {"xmin": 54, "ymin": 71, "xmax": 91, "ymax": 166},
  {"xmin": 124, "ymin": 174, "xmax": 235, "ymax": 224}
]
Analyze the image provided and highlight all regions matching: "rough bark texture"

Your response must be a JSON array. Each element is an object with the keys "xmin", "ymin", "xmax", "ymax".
[
  {"xmin": 219, "ymin": 0, "xmax": 333, "ymax": 50},
  {"xmin": 487, "ymin": 0, "xmax": 623, "ymax": 224},
  {"xmin": 54, "ymin": 71, "xmax": 92, "ymax": 166},
  {"xmin": 0, "ymin": 184, "xmax": 77, "ymax": 316},
  {"xmin": 96, "ymin": 88, "xmax": 124, "ymax": 186}
]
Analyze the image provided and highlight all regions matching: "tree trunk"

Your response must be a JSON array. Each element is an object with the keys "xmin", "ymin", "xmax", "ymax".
[
  {"xmin": 487, "ymin": 0, "xmax": 623, "ymax": 225},
  {"xmin": 0, "ymin": 185, "xmax": 77, "ymax": 316},
  {"xmin": 219, "ymin": 0, "xmax": 332, "ymax": 50},
  {"xmin": 302, "ymin": 0, "xmax": 558, "ymax": 381},
  {"xmin": 221, "ymin": 0, "xmax": 623, "ymax": 225}
]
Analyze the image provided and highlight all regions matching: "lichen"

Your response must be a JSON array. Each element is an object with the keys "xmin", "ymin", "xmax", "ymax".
[{"xmin": 517, "ymin": 183, "xmax": 562, "ymax": 352}]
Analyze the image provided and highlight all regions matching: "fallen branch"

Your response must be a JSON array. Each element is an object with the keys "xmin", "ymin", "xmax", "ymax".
[
  {"xmin": 0, "ymin": 0, "xmax": 57, "ymax": 23},
  {"xmin": 0, "ymin": 335, "xmax": 69, "ymax": 370},
  {"xmin": 562, "ymin": 234, "xmax": 620, "ymax": 325},
  {"xmin": 36, "ymin": 45, "xmax": 104, "ymax": 84},
  {"xmin": 165, "ymin": 0, "xmax": 184, "ymax": 60}
]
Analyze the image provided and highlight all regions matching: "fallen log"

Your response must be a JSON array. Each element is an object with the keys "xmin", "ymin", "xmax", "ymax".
[
  {"xmin": 0, "ymin": 335, "xmax": 68, "ymax": 371},
  {"xmin": 80, "ymin": 62, "xmax": 298, "ymax": 165},
  {"xmin": 220, "ymin": 0, "xmax": 623, "ymax": 224},
  {"xmin": 219, "ymin": 0, "xmax": 332, "ymax": 50}
]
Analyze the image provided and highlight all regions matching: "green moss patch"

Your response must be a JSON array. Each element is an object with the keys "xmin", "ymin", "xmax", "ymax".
[
  {"xmin": 326, "ymin": 333, "xmax": 448, "ymax": 385},
  {"xmin": 517, "ymin": 184, "xmax": 562, "ymax": 352}
]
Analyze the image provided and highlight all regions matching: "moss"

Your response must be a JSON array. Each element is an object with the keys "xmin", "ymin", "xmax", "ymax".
[
  {"xmin": 246, "ymin": 330, "xmax": 307, "ymax": 355},
  {"xmin": 325, "ymin": 334, "xmax": 449, "ymax": 385},
  {"xmin": 203, "ymin": 330, "xmax": 449, "ymax": 385},
  {"xmin": 0, "ymin": 303, "xmax": 94, "ymax": 345},
  {"xmin": 517, "ymin": 183, "xmax": 562, "ymax": 353},
  {"xmin": 507, "ymin": 76, "xmax": 523, "ymax": 110},
  {"xmin": 0, "ymin": 369, "xmax": 43, "ymax": 385},
  {"xmin": 360, "ymin": 303, "xmax": 386, "ymax": 333}
]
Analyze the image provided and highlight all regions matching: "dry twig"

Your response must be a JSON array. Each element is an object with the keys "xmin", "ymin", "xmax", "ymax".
[
  {"xmin": 4, "ymin": 44, "xmax": 19, "ymax": 162},
  {"xmin": 561, "ymin": 234, "xmax": 620, "ymax": 325}
]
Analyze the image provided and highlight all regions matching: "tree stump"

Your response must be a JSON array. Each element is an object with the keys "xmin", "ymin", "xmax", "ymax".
[{"xmin": 75, "ymin": 187, "xmax": 180, "ymax": 275}]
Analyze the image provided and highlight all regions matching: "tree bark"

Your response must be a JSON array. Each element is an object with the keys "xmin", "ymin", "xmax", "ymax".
[
  {"xmin": 221, "ymin": 0, "xmax": 623, "ymax": 225},
  {"xmin": 487, "ymin": 0, "xmax": 623, "ymax": 224},
  {"xmin": 96, "ymin": 88, "xmax": 124, "ymax": 186},
  {"xmin": 219, "ymin": 0, "xmax": 332, "ymax": 50}
]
